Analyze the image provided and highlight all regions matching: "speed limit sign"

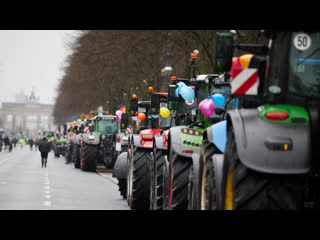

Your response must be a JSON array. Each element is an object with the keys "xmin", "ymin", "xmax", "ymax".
[{"xmin": 294, "ymin": 33, "xmax": 311, "ymax": 51}]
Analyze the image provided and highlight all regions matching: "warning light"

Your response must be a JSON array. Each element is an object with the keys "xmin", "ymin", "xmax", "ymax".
[
  {"xmin": 148, "ymin": 87, "xmax": 154, "ymax": 93},
  {"xmin": 132, "ymin": 94, "xmax": 137, "ymax": 99},
  {"xmin": 171, "ymin": 76, "xmax": 177, "ymax": 81},
  {"xmin": 191, "ymin": 53, "xmax": 198, "ymax": 60}
]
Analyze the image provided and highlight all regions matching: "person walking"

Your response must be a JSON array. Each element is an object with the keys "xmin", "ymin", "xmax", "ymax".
[
  {"xmin": 0, "ymin": 139, "xmax": 3, "ymax": 152},
  {"xmin": 19, "ymin": 138, "xmax": 25, "ymax": 149},
  {"xmin": 38, "ymin": 137, "xmax": 51, "ymax": 168},
  {"xmin": 8, "ymin": 140, "xmax": 13, "ymax": 152},
  {"xmin": 29, "ymin": 138, "xmax": 34, "ymax": 151},
  {"xmin": 34, "ymin": 138, "xmax": 39, "ymax": 151},
  {"xmin": 4, "ymin": 136, "xmax": 9, "ymax": 152},
  {"xmin": 13, "ymin": 138, "xmax": 17, "ymax": 148}
]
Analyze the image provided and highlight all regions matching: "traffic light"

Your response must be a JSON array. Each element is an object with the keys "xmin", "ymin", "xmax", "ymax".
[{"xmin": 39, "ymin": 121, "xmax": 42, "ymax": 126}]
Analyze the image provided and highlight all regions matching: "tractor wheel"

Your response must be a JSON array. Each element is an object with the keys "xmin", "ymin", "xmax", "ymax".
[
  {"xmin": 187, "ymin": 165, "xmax": 200, "ymax": 210},
  {"xmin": 169, "ymin": 147, "xmax": 192, "ymax": 210},
  {"xmin": 118, "ymin": 179, "xmax": 127, "ymax": 199},
  {"xmin": 130, "ymin": 147, "xmax": 152, "ymax": 210},
  {"xmin": 54, "ymin": 152, "xmax": 60, "ymax": 158},
  {"xmin": 199, "ymin": 139, "xmax": 219, "ymax": 210},
  {"xmin": 73, "ymin": 144, "xmax": 81, "ymax": 168},
  {"xmin": 162, "ymin": 157, "xmax": 170, "ymax": 210},
  {"xmin": 223, "ymin": 126, "xmax": 305, "ymax": 210},
  {"xmin": 81, "ymin": 143, "xmax": 97, "ymax": 172},
  {"xmin": 126, "ymin": 144, "xmax": 133, "ymax": 206},
  {"xmin": 150, "ymin": 148, "xmax": 167, "ymax": 210}
]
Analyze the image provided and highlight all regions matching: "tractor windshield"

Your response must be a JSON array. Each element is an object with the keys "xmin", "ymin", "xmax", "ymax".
[
  {"xmin": 289, "ymin": 32, "xmax": 320, "ymax": 98},
  {"xmin": 211, "ymin": 84, "xmax": 234, "ymax": 117},
  {"xmin": 97, "ymin": 119, "xmax": 118, "ymax": 134}
]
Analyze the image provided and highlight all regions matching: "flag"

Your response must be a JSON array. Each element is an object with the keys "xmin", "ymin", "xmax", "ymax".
[{"xmin": 120, "ymin": 105, "xmax": 126, "ymax": 113}]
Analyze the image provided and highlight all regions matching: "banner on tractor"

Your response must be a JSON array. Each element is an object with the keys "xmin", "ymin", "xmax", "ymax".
[{"xmin": 231, "ymin": 68, "xmax": 259, "ymax": 95}]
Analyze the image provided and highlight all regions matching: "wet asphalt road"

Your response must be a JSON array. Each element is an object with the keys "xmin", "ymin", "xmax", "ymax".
[{"xmin": 0, "ymin": 146, "xmax": 130, "ymax": 210}]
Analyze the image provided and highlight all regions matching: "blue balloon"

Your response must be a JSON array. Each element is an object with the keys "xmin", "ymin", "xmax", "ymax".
[
  {"xmin": 81, "ymin": 121, "xmax": 85, "ymax": 125},
  {"xmin": 152, "ymin": 115, "xmax": 159, "ymax": 118},
  {"xmin": 212, "ymin": 93, "xmax": 225, "ymax": 107},
  {"xmin": 180, "ymin": 86, "xmax": 195, "ymax": 101},
  {"xmin": 175, "ymin": 88, "xmax": 180, "ymax": 98}
]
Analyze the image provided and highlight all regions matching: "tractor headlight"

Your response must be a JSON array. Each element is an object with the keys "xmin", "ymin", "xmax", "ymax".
[{"xmin": 102, "ymin": 135, "xmax": 105, "ymax": 139}]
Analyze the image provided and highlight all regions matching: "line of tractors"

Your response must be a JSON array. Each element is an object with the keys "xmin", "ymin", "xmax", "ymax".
[
  {"xmin": 56, "ymin": 107, "xmax": 130, "ymax": 174},
  {"xmin": 111, "ymin": 30, "xmax": 320, "ymax": 210}
]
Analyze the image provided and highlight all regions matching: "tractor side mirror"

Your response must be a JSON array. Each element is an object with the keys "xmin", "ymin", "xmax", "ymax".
[
  {"xmin": 215, "ymin": 32, "xmax": 233, "ymax": 73},
  {"xmin": 130, "ymin": 98, "xmax": 138, "ymax": 117},
  {"xmin": 121, "ymin": 113, "xmax": 129, "ymax": 130},
  {"xmin": 151, "ymin": 94, "xmax": 160, "ymax": 114}
]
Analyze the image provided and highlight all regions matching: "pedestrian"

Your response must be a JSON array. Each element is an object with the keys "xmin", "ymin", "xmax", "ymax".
[
  {"xmin": 34, "ymin": 138, "xmax": 38, "ymax": 151},
  {"xmin": 4, "ymin": 136, "xmax": 9, "ymax": 152},
  {"xmin": 8, "ymin": 140, "xmax": 13, "ymax": 152},
  {"xmin": 13, "ymin": 138, "xmax": 17, "ymax": 148},
  {"xmin": 19, "ymin": 138, "xmax": 25, "ymax": 149},
  {"xmin": 29, "ymin": 138, "xmax": 34, "ymax": 151},
  {"xmin": 0, "ymin": 139, "xmax": 3, "ymax": 152},
  {"xmin": 38, "ymin": 137, "xmax": 51, "ymax": 168}
]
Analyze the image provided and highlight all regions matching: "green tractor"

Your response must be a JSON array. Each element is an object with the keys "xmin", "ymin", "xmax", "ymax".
[
  {"xmin": 80, "ymin": 107, "xmax": 123, "ymax": 172},
  {"xmin": 53, "ymin": 135, "xmax": 67, "ymax": 158},
  {"xmin": 201, "ymin": 31, "xmax": 320, "ymax": 210},
  {"xmin": 162, "ymin": 72, "xmax": 234, "ymax": 210}
]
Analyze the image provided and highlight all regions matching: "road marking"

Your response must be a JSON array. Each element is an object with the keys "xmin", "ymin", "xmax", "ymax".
[{"xmin": 43, "ymin": 201, "xmax": 52, "ymax": 207}]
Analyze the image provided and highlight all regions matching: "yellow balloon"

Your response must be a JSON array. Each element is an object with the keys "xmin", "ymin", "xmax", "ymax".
[
  {"xmin": 239, "ymin": 54, "xmax": 254, "ymax": 69},
  {"xmin": 160, "ymin": 107, "xmax": 170, "ymax": 118}
]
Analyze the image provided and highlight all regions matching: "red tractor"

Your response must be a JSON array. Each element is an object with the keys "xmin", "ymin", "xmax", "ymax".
[{"xmin": 126, "ymin": 87, "xmax": 169, "ymax": 209}]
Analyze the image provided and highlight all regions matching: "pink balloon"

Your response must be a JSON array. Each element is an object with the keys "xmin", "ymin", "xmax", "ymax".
[
  {"xmin": 198, "ymin": 98, "xmax": 215, "ymax": 117},
  {"xmin": 116, "ymin": 110, "xmax": 123, "ymax": 116}
]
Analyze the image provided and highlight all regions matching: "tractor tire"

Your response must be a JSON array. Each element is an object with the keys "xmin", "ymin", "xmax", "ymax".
[
  {"xmin": 126, "ymin": 144, "xmax": 133, "ymax": 206},
  {"xmin": 118, "ymin": 179, "xmax": 127, "ymax": 199},
  {"xmin": 199, "ymin": 139, "xmax": 219, "ymax": 210},
  {"xmin": 162, "ymin": 158, "xmax": 170, "ymax": 210},
  {"xmin": 130, "ymin": 147, "xmax": 152, "ymax": 210},
  {"xmin": 150, "ymin": 148, "xmax": 167, "ymax": 210},
  {"xmin": 169, "ymin": 147, "xmax": 192, "ymax": 210},
  {"xmin": 73, "ymin": 144, "xmax": 81, "ymax": 169},
  {"xmin": 81, "ymin": 143, "xmax": 97, "ymax": 172},
  {"xmin": 223, "ymin": 126, "xmax": 305, "ymax": 210}
]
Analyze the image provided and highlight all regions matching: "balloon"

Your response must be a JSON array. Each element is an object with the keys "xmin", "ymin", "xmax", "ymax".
[
  {"xmin": 77, "ymin": 119, "xmax": 82, "ymax": 123},
  {"xmin": 175, "ymin": 87, "xmax": 180, "ymax": 98},
  {"xmin": 116, "ymin": 110, "xmax": 123, "ymax": 116},
  {"xmin": 239, "ymin": 54, "xmax": 254, "ymax": 69},
  {"xmin": 152, "ymin": 115, "xmax": 159, "ymax": 119},
  {"xmin": 212, "ymin": 93, "xmax": 225, "ymax": 107},
  {"xmin": 138, "ymin": 112, "xmax": 146, "ymax": 121},
  {"xmin": 116, "ymin": 115, "xmax": 121, "ymax": 122},
  {"xmin": 81, "ymin": 121, "xmax": 85, "ymax": 125},
  {"xmin": 72, "ymin": 121, "xmax": 77, "ymax": 126},
  {"xmin": 198, "ymin": 97, "xmax": 215, "ymax": 117},
  {"xmin": 180, "ymin": 86, "xmax": 195, "ymax": 101},
  {"xmin": 228, "ymin": 57, "xmax": 242, "ymax": 76},
  {"xmin": 160, "ymin": 107, "xmax": 170, "ymax": 118}
]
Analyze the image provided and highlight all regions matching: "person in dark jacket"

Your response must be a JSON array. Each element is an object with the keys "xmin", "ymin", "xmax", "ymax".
[
  {"xmin": 0, "ymin": 139, "xmax": 3, "ymax": 152},
  {"xmin": 29, "ymin": 138, "xmax": 34, "ymax": 151},
  {"xmin": 4, "ymin": 136, "xmax": 9, "ymax": 152},
  {"xmin": 38, "ymin": 137, "xmax": 51, "ymax": 168}
]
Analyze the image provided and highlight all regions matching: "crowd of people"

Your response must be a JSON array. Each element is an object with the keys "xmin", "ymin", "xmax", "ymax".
[{"xmin": 0, "ymin": 136, "xmax": 41, "ymax": 152}]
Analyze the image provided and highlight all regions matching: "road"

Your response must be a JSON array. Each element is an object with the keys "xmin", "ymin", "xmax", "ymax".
[{"xmin": 0, "ymin": 146, "xmax": 130, "ymax": 210}]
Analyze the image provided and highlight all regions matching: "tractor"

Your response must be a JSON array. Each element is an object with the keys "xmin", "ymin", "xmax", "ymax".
[
  {"xmin": 126, "ymin": 89, "xmax": 169, "ymax": 209},
  {"xmin": 201, "ymin": 30, "xmax": 320, "ymax": 210},
  {"xmin": 113, "ymin": 96, "xmax": 151, "ymax": 200},
  {"xmin": 80, "ymin": 107, "xmax": 120, "ymax": 172},
  {"xmin": 150, "ymin": 75, "xmax": 195, "ymax": 210},
  {"xmin": 53, "ymin": 133, "xmax": 67, "ymax": 158},
  {"xmin": 163, "ymin": 72, "xmax": 235, "ymax": 210}
]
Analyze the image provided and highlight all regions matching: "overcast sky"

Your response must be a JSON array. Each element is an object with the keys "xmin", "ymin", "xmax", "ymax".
[{"xmin": 0, "ymin": 30, "xmax": 79, "ymax": 106}]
